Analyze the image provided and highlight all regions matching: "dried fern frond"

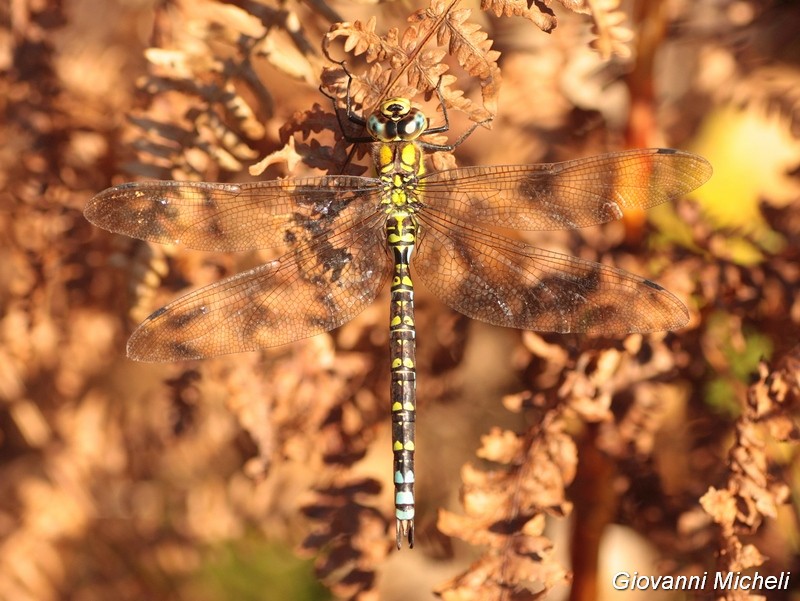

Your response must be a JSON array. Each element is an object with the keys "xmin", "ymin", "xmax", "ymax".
[
  {"xmin": 700, "ymin": 349, "xmax": 799, "ymax": 598},
  {"xmin": 125, "ymin": 0, "xmax": 331, "ymax": 183},
  {"xmin": 481, "ymin": 0, "xmax": 557, "ymax": 32},
  {"xmin": 8, "ymin": 0, "xmax": 800, "ymax": 598},
  {"xmin": 585, "ymin": 0, "xmax": 634, "ymax": 59},
  {"xmin": 323, "ymin": 0, "xmax": 501, "ymax": 130},
  {"xmin": 436, "ymin": 322, "xmax": 692, "ymax": 598},
  {"xmin": 436, "ymin": 408, "xmax": 574, "ymax": 599}
]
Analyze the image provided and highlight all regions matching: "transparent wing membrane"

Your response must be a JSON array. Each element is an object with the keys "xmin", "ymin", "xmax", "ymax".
[
  {"xmin": 85, "ymin": 178, "xmax": 383, "ymax": 252},
  {"xmin": 415, "ymin": 212, "xmax": 688, "ymax": 334},
  {"xmin": 419, "ymin": 149, "xmax": 712, "ymax": 231},
  {"xmin": 126, "ymin": 212, "xmax": 391, "ymax": 361}
]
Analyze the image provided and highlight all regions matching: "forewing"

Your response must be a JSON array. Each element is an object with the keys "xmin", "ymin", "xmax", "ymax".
[
  {"xmin": 414, "ymin": 213, "xmax": 688, "ymax": 335},
  {"xmin": 419, "ymin": 149, "xmax": 712, "ymax": 230},
  {"xmin": 85, "ymin": 177, "xmax": 383, "ymax": 251},
  {"xmin": 127, "ymin": 213, "xmax": 391, "ymax": 361}
]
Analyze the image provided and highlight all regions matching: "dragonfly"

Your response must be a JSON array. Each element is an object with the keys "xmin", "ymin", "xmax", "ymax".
[{"xmin": 85, "ymin": 83, "xmax": 712, "ymax": 549}]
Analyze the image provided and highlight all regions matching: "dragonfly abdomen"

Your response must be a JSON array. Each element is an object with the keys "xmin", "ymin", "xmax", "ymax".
[{"xmin": 387, "ymin": 211, "xmax": 418, "ymax": 548}]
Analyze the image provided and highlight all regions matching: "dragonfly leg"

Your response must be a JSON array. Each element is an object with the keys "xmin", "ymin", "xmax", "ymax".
[
  {"xmin": 342, "ymin": 61, "xmax": 367, "ymax": 127},
  {"xmin": 420, "ymin": 75, "xmax": 452, "ymax": 136},
  {"xmin": 419, "ymin": 75, "xmax": 494, "ymax": 151},
  {"xmin": 320, "ymin": 60, "xmax": 374, "ymax": 143}
]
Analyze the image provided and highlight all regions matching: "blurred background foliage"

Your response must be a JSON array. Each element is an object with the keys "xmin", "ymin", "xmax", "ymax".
[{"xmin": 1, "ymin": 0, "xmax": 800, "ymax": 600}]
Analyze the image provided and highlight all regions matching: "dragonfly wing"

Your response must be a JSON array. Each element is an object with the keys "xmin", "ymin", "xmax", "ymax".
[
  {"xmin": 419, "ymin": 148, "xmax": 712, "ymax": 230},
  {"xmin": 414, "ymin": 212, "xmax": 688, "ymax": 335},
  {"xmin": 85, "ymin": 177, "xmax": 383, "ymax": 251},
  {"xmin": 127, "ymin": 213, "xmax": 391, "ymax": 361}
]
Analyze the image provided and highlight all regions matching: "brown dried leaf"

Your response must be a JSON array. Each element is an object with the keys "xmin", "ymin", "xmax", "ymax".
[
  {"xmin": 586, "ymin": 0, "xmax": 634, "ymax": 60},
  {"xmin": 700, "ymin": 487, "xmax": 737, "ymax": 530},
  {"xmin": 438, "ymin": 406, "xmax": 574, "ymax": 597},
  {"xmin": 480, "ymin": 0, "xmax": 558, "ymax": 32},
  {"xmin": 476, "ymin": 427, "xmax": 523, "ymax": 463},
  {"xmin": 436, "ymin": 553, "xmax": 570, "ymax": 600},
  {"xmin": 248, "ymin": 137, "xmax": 304, "ymax": 176}
]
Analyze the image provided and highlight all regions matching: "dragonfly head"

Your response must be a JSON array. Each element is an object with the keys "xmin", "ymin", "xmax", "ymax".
[{"xmin": 367, "ymin": 97, "xmax": 428, "ymax": 142}]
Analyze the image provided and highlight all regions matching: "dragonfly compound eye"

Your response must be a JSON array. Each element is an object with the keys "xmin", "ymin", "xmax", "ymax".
[
  {"xmin": 367, "ymin": 113, "xmax": 389, "ymax": 140},
  {"xmin": 397, "ymin": 110, "xmax": 427, "ymax": 140}
]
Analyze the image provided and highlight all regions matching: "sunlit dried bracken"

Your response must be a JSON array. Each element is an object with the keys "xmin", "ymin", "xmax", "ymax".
[{"xmin": 3, "ymin": 0, "xmax": 800, "ymax": 600}]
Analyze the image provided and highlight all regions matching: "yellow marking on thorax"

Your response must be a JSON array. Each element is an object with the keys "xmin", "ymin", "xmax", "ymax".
[
  {"xmin": 400, "ymin": 144, "xmax": 420, "ymax": 171},
  {"xmin": 379, "ymin": 145, "xmax": 394, "ymax": 172},
  {"xmin": 376, "ymin": 141, "xmax": 426, "ymax": 213}
]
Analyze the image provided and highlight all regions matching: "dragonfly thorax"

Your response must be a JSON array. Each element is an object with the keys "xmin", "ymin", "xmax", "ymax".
[{"xmin": 367, "ymin": 97, "xmax": 428, "ymax": 142}]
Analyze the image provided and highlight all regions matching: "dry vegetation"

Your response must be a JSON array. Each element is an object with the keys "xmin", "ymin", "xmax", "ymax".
[{"xmin": 2, "ymin": 0, "xmax": 800, "ymax": 600}]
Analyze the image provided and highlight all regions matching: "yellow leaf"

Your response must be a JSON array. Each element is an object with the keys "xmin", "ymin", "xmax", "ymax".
[{"xmin": 692, "ymin": 104, "xmax": 800, "ymax": 237}]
